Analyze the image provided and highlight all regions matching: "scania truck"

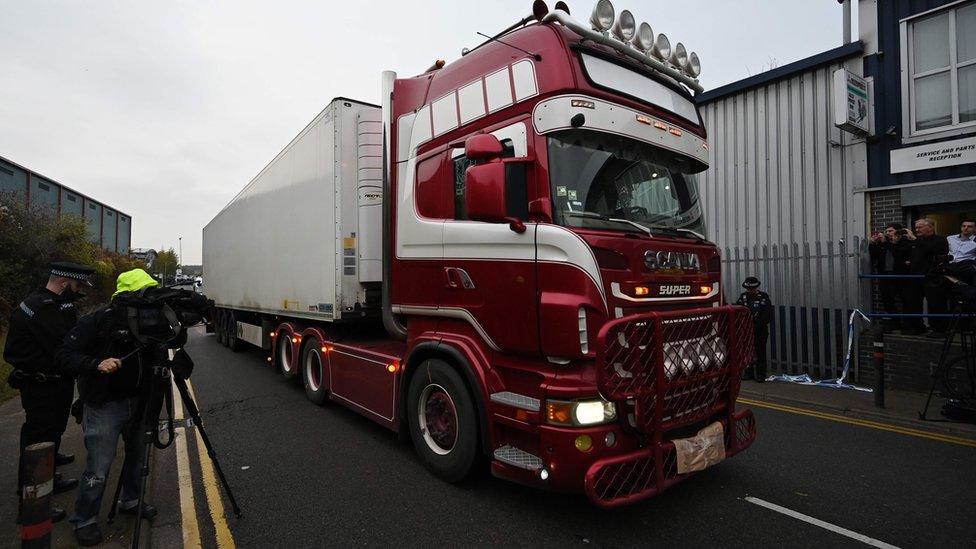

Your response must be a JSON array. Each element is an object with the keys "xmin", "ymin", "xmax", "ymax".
[{"xmin": 203, "ymin": 0, "xmax": 756, "ymax": 507}]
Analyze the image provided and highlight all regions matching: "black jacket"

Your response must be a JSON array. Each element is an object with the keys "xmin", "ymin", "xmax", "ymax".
[
  {"xmin": 3, "ymin": 287, "xmax": 79, "ymax": 382},
  {"xmin": 869, "ymin": 238, "xmax": 913, "ymax": 274},
  {"xmin": 736, "ymin": 291, "xmax": 773, "ymax": 325},
  {"xmin": 910, "ymin": 234, "xmax": 950, "ymax": 274},
  {"xmin": 56, "ymin": 306, "xmax": 148, "ymax": 404}
]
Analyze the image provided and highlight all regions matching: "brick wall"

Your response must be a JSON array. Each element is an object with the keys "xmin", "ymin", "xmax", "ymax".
[
  {"xmin": 856, "ymin": 331, "xmax": 966, "ymax": 393},
  {"xmin": 869, "ymin": 189, "xmax": 903, "ymax": 232}
]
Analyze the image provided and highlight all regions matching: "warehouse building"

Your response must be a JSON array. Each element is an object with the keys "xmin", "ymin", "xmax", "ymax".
[
  {"xmin": 698, "ymin": 0, "xmax": 975, "ymax": 386},
  {"xmin": 0, "ymin": 154, "xmax": 131, "ymax": 254}
]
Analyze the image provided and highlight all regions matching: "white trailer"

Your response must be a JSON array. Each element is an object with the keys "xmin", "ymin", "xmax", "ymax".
[{"xmin": 203, "ymin": 98, "xmax": 382, "ymax": 327}]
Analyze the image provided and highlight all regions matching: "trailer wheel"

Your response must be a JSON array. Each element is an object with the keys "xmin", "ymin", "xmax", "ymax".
[
  {"xmin": 226, "ymin": 311, "xmax": 242, "ymax": 352},
  {"xmin": 407, "ymin": 359, "xmax": 478, "ymax": 482},
  {"xmin": 215, "ymin": 310, "xmax": 227, "ymax": 346},
  {"xmin": 277, "ymin": 333, "xmax": 298, "ymax": 380},
  {"xmin": 301, "ymin": 339, "xmax": 328, "ymax": 405}
]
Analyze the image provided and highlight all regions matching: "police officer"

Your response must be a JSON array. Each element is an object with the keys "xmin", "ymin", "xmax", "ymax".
[
  {"xmin": 4, "ymin": 261, "xmax": 94, "ymax": 522},
  {"xmin": 736, "ymin": 276, "xmax": 773, "ymax": 382}
]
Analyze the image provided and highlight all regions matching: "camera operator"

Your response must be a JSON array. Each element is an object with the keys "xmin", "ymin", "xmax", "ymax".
[
  {"xmin": 904, "ymin": 218, "xmax": 950, "ymax": 338},
  {"xmin": 869, "ymin": 223, "xmax": 913, "ymax": 331},
  {"xmin": 56, "ymin": 269, "xmax": 160, "ymax": 547}
]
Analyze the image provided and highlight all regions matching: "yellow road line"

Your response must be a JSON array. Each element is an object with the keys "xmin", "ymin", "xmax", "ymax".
[
  {"xmin": 738, "ymin": 397, "xmax": 976, "ymax": 448},
  {"xmin": 172, "ymin": 380, "xmax": 203, "ymax": 548},
  {"xmin": 187, "ymin": 379, "xmax": 237, "ymax": 548}
]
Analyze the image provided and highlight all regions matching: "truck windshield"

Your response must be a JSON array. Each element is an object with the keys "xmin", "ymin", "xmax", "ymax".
[{"xmin": 548, "ymin": 130, "xmax": 705, "ymax": 239}]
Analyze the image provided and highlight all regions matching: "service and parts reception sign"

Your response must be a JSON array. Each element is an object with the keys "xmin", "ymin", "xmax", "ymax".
[{"xmin": 890, "ymin": 136, "xmax": 976, "ymax": 174}]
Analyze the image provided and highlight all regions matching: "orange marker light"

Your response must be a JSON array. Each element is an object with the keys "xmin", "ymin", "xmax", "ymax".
[
  {"xmin": 387, "ymin": 362, "xmax": 399, "ymax": 373},
  {"xmin": 546, "ymin": 402, "xmax": 573, "ymax": 425},
  {"xmin": 270, "ymin": 331, "xmax": 276, "ymax": 337},
  {"xmin": 634, "ymin": 286, "xmax": 650, "ymax": 296},
  {"xmin": 669, "ymin": 127, "xmax": 683, "ymax": 137},
  {"xmin": 321, "ymin": 346, "xmax": 328, "ymax": 353},
  {"xmin": 700, "ymin": 285, "xmax": 712, "ymax": 294},
  {"xmin": 653, "ymin": 121, "xmax": 668, "ymax": 131},
  {"xmin": 292, "ymin": 337, "xmax": 299, "ymax": 344},
  {"xmin": 266, "ymin": 357, "xmax": 272, "ymax": 363},
  {"xmin": 636, "ymin": 114, "xmax": 652, "ymax": 125}
]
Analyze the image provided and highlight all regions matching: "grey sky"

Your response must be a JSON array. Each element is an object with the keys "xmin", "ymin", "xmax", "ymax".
[{"xmin": 0, "ymin": 1, "xmax": 846, "ymax": 264}]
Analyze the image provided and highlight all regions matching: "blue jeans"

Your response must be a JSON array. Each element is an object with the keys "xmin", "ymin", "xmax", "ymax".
[{"xmin": 70, "ymin": 398, "xmax": 145, "ymax": 528}]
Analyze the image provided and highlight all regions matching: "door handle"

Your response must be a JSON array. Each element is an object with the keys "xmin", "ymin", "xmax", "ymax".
[{"xmin": 444, "ymin": 267, "xmax": 475, "ymax": 290}]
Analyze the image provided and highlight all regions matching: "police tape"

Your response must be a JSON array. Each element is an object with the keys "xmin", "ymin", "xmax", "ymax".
[{"xmin": 764, "ymin": 309, "xmax": 873, "ymax": 392}]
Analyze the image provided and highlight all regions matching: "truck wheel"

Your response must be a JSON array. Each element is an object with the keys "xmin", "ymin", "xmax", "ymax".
[
  {"xmin": 226, "ymin": 312, "xmax": 242, "ymax": 352},
  {"xmin": 301, "ymin": 339, "xmax": 328, "ymax": 405},
  {"xmin": 215, "ymin": 310, "xmax": 227, "ymax": 346},
  {"xmin": 407, "ymin": 359, "xmax": 479, "ymax": 482},
  {"xmin": 277, "ymin": 333, "xmax": 298, "ymax": 380}
]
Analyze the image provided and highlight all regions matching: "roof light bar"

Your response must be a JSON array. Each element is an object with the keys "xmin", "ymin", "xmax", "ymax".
[
  {"xmin": 610, "ymin": 9, "xmax": 635, "ymax": 41},
  {"xmin": 670, "ymin": 42, "xmax": 688, "ymax": 69},
  {"xmin": 589, "ymin": 0, "xmax": 614, "ymax": 32},
  {"xmin": 686, "ymin": 51, "xmax": 701, "ymax": 77},
  {"xmin": 651, "ymin": 32, "xmax": 671, "ymax": 62},
  {"xmin": 631, "ymin": 22, "xmax": 654, "ymax": 52}
]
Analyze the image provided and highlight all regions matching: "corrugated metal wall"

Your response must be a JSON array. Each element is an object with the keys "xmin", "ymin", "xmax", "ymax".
[{"xmin": 698, "ymin": 55, "xmax": 868, "ymax": 379}]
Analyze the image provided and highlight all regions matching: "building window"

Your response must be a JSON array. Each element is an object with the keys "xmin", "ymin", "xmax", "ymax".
[{"xmin": 904, "ymin": 1, "xmax": 976, "ymax": 136}]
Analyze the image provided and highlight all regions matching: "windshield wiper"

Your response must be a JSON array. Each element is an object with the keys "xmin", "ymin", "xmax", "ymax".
[
  {"xmin": 648, "ymin": 226, "xmax": 707, "ymax": 241},
  {"xmin": 563, "ymin": 211, "xmax": 651, "ymax": 236}
]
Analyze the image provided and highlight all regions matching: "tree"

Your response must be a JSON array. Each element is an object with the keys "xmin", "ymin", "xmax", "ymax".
[
  {"xmin": 155, "ymin": 248, "xmax": 179, "ymax": 284},
  {"xmin": 0, "ymin": 196, "xmax": 148, "ymax": 330}
]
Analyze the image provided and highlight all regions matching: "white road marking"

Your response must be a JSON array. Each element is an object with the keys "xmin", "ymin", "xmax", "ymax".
[{"xmin": 743, "ymin": 497, "xmax": 900, "ymax": 549}]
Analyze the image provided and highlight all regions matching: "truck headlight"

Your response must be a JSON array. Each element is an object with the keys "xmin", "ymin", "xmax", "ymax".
[{"xmin": 546, "ymin": 398, "xmax": 617, "ymax": 426}]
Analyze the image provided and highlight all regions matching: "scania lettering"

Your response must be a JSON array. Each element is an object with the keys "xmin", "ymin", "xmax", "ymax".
[{"xmin": 203, "ymin": 0, "xmax": 756, "ymax": 508}]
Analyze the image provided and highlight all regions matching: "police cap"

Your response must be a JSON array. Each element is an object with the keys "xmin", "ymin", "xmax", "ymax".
[
  {"xmin": 742, "ymin": 276, "xmax": 761, "ymax": 289},
  {"xmin": 50, "ymin": 261, "xmax": 95, "ymax": 286}
]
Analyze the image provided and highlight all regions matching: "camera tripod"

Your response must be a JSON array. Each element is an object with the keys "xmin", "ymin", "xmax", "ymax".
[
  {"xmin": 105, "ymin": 347, "xmax": 242, "ymax": 549},
  {"xmin": 920, "ymin": 303, "xmax": 976, "ymax": 422}
]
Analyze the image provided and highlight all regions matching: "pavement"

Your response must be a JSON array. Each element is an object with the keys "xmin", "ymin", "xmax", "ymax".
[{"xmin": 3, "ymin": 327, "xmax": 975, "ymax": 547}]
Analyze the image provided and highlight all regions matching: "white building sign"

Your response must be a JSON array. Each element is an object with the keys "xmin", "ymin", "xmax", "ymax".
[
  {"xmin": 890, "ymin": 136, "xmax": 976, "ymax": 174},
  {"xmin": 832, "ymin": 68, "xmax": 869, "ymax": 135}
]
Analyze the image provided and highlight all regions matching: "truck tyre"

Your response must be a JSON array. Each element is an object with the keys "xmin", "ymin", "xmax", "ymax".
[
  {"xmin": 277, "ymin": 333, "xmax": 298, "ymax": 380},
  {"xmin": 407, "ymin": 359, "xmax": 479, "ymax": 483},
  {"xmin": 215, "ymin": 310, "xmax": 226, "ymax": 346},
  {"xmin": 301, "ymin": 339, "xmax": 328, "ymax": 405},
  {"xmin": 226, "ymin": 311, "xmax": 242, "ymax": 352}
]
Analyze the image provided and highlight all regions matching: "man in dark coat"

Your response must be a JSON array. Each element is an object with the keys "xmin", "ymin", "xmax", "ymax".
[
  {"xmin": 904, "ymin": 218, "xmax": 951, "ymax": 337},
  {"xmin": 736, "ymin": 276, "xmax": 773, "ymax": 382},
  {"xmin": 869, "ymin": 223, "xmax": 914, "ymax": 331},
  {"xmin": 3, "ymin": 261, "xmax": 94, "ymax": 523}
]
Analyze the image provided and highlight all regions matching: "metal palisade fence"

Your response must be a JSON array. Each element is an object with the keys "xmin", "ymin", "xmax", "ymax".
[
  {"xmin": 722, "ymin": 239, "xmax": 867, "ymax": 380},
  {"xmin": 696, "ymin": 50, "xmax": 870, "ymax": 381}
]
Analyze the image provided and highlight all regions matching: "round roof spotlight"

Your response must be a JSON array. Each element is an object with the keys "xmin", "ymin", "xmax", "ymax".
[
  {"xmin": 611, "ymin": 9, "xmax": 636, "ymax": 42},
  {"xmin": 631, "ymin": 22, "xmax": 654, "ymax": 52},
  {"xmin": 554, "ymin": 1, "xmax": 570, "ymax": 14},
  {"xmin": 670, "ymin": 42, "xmax": 688, "ymax": 69},
  {"xmin": 532, "ymin": 0, "xmax": 549, "ymax": 21},
  {"xmin": 687, "ymin": 51, "xmax": 701, "ymax": 77},
  {"xmin": 589, "ymin": 0, "xmax": 615, "ymax": 32},
  {"xmin": 651, "ymin": 32, "xmax": 671, "ymax": 61}
]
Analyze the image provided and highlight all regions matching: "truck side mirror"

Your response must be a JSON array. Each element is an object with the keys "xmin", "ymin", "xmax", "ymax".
[
  {"xmin": 464, "ymin": 134, "xmax": 527, "ymax": 233},
  {"xmin": 464, "ymin": 134, "xmax": 504, "ymax": 161}
]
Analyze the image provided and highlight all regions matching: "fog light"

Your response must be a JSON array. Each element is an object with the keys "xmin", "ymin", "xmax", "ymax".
[
  {"xmin": 604, "ymin": 431, "xmax": 616, "ymax": 447},
  {"xmin": 539, "ymin": 468, "xmax": 550, "ymax": 480},
  {"xmin": 575, "ymin": 435, "xmax": 593, "ymax": 452}
]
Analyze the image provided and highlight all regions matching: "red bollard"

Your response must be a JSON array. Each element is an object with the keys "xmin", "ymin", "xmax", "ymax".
[{"xmin": 20, "ymin": 441, "xmax": 55, "ymax": 549}]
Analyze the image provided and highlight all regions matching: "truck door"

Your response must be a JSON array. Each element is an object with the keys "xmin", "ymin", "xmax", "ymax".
[{"xmin": 440, "ymin": 122, "xmax": 538, "ymax": 354}]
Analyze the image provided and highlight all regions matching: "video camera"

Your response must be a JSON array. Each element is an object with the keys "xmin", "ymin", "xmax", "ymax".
[{"xmin": 109, "ymin": 286, "xmax": 211, "ymax": 348}]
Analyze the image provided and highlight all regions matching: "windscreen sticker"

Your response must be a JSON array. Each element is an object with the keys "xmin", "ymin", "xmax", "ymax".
[
  {"xmin": 556, "ymin": 185, "xmax": 567, "ymax": 197},
  {"xmin": 567, "ymin": 189, "xmax": 578, "ymax": 200}
]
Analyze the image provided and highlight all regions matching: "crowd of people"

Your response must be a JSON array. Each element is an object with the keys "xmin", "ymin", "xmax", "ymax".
[{"xmin": 869, "ymin": 218, "xmax": 976, "ymax": 337}]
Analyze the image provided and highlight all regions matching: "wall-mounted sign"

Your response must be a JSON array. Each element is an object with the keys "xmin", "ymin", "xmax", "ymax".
[
  {"xmin": 832, "ymin": 68, "xmax": 870, "ymax": 136},
  {"xmin": 890, "ymin": 136, "xmax": 976, "ymax": 174}
]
